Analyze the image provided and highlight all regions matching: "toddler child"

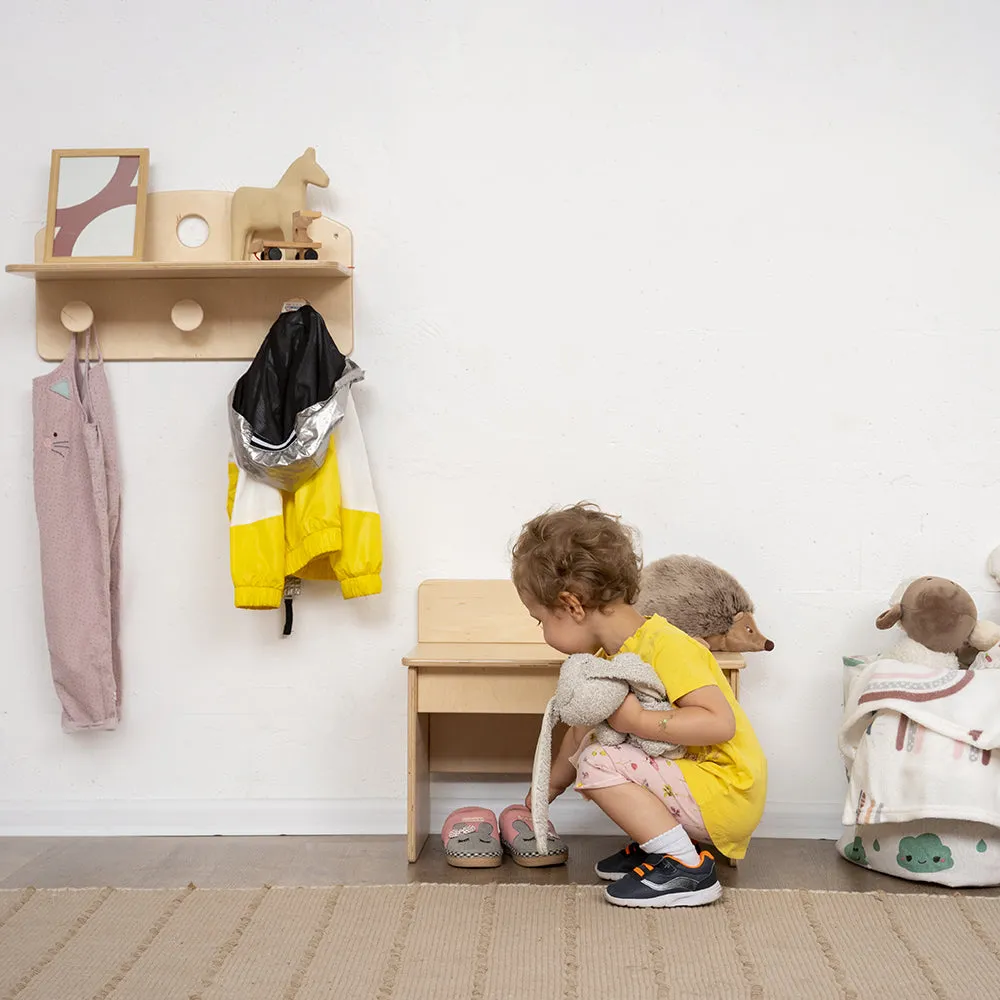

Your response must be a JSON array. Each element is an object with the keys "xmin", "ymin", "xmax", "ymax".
[{"xmin": 512, "ymin": 502, "xmax": 767, "ymax": 907}]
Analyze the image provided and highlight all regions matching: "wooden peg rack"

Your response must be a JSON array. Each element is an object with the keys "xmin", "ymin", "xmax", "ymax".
[{"xmin": 5, "ymin": 190, "xmax": 354, "ymax": 360}]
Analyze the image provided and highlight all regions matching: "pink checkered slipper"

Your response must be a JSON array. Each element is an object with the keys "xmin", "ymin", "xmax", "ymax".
[
  {"xmin": 499, "ymin": 804, "xmax": 568, "ymax": 868},
  {"xmin": 441, "ymin": 807, "xmax": 503, "ymax": 868}
]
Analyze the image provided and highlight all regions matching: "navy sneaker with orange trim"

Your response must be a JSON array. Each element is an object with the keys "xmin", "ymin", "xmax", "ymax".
[
  {"xmin": 594, "ymin": 842, "xmax": 649, "ymax": 881},
  {"xmin": 604, "ymin": 851, "xmax": 722, "ymax": 908}
]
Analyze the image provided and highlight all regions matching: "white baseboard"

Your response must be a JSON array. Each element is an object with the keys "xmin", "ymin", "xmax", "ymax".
[
  {"xmin": 428, "ymin": 778, "xmax": 842, "ymax": 840},
  {"xmin": 0, "ymin": 799, "xmax": 405, "ymax": 837},
  {"xmin": 757, "ymin": 801, "xmax": 844, "ymax": 840},
  {"xmin": 0, "ymin": 796, "xmax": 842, "ymax": 840},
  {"xmin": 431, "ymin": 794, "xmax": 842, "ymax": 841}
]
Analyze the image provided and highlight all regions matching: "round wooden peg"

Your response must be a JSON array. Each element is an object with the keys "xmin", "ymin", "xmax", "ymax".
[
  {"xmin": 171, "ymin": 299, "xmax": 204, "ymax": 332},
  {"xmin": 60, "ymin": 301, "xmax": 94, "ymax": 333}
]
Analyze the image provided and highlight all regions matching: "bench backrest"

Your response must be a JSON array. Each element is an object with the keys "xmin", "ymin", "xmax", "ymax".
[{"xmin": 417, "ymin": 579, "xmax": 543, "ymax": 644}]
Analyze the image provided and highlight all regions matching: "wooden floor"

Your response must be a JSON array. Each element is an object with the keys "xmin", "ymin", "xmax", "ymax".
[{"xmin": 0, "ymin": 836, "xmax": 996, "ymax": 895}]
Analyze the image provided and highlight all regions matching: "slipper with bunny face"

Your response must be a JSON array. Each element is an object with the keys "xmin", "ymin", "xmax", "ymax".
[{"xmin": 441, "ymin": 807, "xmax": 503, "ymax": 868}]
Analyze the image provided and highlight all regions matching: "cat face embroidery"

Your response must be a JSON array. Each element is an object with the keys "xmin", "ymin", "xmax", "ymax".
[
  {"xmin": 44, "ymin": 378, "xmax": 72, "ymax": 458},
  {"xmin": 46, "ymin": 430, "xmax": 70, "ymax": 458}
]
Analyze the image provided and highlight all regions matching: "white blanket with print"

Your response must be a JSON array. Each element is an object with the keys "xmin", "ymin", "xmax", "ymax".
[{"xmin": 839, "ymin": 657, "xmax": 1000, "ymax": 828}]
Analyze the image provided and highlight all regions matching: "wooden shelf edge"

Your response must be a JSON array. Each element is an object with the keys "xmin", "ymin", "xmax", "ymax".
[
  {"xmin": 402, "ymin": 645, "xmax": 745, "ymax": 670},
  {"xmin": 403, "ymin": 659, "xmax": 563, "ymax": 669},
  {"xmin": 6, "ymin": 261, "xmax": 354, "ymax": 281}
]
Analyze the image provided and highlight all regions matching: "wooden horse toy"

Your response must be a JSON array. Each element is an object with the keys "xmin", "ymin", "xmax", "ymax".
[{"xmin": 230, "ymin": 147, "xmax": 329, "ymax": 260}]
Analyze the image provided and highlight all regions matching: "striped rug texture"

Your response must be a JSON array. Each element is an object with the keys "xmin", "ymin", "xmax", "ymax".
[{"xmin": 1, "ymin": 883, "xmax": 999, "ymax": 999}]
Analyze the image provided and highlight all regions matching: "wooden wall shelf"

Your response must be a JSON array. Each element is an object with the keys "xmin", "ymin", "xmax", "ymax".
[
  {"xmin": 7, "ymin": 189, "xmax": 355, "ymax": 360},
  {"xmin": 7, "ymin": 261, "xmax": 353, "ymax": 281}
]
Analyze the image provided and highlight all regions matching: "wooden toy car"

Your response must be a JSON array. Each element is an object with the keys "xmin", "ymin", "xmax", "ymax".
[{"xmin": 250, "ymin": 210, "xmax": 323, "ymax": 261}]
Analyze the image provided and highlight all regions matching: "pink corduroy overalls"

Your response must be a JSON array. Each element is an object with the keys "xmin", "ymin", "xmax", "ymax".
[{"xmin": 32, "ymin": 331, "xmax": 122, "ymax": 731}]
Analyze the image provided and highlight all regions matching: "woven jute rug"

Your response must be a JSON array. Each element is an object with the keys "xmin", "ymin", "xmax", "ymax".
[{"xmin": 1, "ymin": 883, "xmax": 999, "ymax": 999}]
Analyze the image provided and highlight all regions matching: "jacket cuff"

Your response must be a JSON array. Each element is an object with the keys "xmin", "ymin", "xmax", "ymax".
[
  {"xmin": 234, "ymin": 586, "xmax": 284, "ymax": 609},
  {"xmin": 340, "ymin": 574, "xmax": 382, "ymax": 599},
  {"xmin": 286, "ymin": 528, "xmax": 343, "ymax": 578}
]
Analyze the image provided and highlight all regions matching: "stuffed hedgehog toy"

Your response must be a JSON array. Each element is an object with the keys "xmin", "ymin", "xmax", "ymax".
[{"xmin": 636, "ymin": 555, "xmax": 774, "ymax": 653}]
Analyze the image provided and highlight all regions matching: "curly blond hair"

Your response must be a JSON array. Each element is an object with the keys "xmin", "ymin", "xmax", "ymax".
[{"xmin": 511, "ymin": 502, "xmax": 642, "ymax": 610}]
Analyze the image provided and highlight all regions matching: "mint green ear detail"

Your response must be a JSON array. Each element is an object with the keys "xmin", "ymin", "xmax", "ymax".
[{"xmin": 50, "ymin": 379, "xmax": 71, "ymax": 399}]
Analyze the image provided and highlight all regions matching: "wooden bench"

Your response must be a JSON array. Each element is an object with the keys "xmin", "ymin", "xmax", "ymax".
[{"xmin": 403, "ymin": 579, "xmax": 745, "ymax": 863}]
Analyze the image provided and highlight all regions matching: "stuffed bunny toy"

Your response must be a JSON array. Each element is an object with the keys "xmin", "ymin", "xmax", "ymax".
[{"xmin": 530, "ymin": 651, "xmax": 684, "ymax": 853}]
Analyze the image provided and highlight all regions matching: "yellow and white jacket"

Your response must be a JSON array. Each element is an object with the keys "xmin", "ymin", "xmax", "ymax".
[{"xmin": 226, "ymin": 389, "xmax": 382, "ymax": 609}]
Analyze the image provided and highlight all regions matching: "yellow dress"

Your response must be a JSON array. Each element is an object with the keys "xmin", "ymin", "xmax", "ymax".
[{"xmin": 617, "ymin": 615, "xmax": 767, "ymax": 859}]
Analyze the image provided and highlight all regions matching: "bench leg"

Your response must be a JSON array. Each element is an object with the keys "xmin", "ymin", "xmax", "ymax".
[
  {"xmin": 698, "ymin": 840, "xmax": 738, "ymax": 869},
  {"xmin": 725, "ymin": 668, "xmax": 740, "ymax": 701},
  {"xmin": 407, "ymin": 667, "xmax": 430, "ymax": 862},
  {"xmin": 720, "ymin": 670, "xmax": 739, "ymax": 866}
]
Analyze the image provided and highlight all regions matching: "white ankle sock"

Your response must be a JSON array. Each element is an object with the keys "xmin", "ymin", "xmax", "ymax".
[{"xmin": 641, "ymin": 827, "xmax": 699, "ymax": 866}]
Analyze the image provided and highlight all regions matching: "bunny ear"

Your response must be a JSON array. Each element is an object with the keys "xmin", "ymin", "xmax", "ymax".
[
  {"xmin": 531, "ymin": 697, "xmax": 558, "ymax": 854},
  {"xmin": 511, "ymin": 819, "xmax": 535, "ymax": 841},
  {"xmin": 583, "ymin": 652, "xmax": 656, "ymax": 692},
  {"xmin": 578, "ymin": 652, "xmax": 619, "ymax": 679}
]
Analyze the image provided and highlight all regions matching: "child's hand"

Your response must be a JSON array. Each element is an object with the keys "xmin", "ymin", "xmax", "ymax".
[{"xmin": 607, "ymin": 693, "xmax": 643, "ymax": 734}]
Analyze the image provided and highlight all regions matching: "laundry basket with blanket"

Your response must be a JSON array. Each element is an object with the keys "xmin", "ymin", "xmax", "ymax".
[
  {"xmin": 838, "ymin": 652, "xmax": 1000, "ymax": 886},
  {"xmin": 836, "ymin": 577, "xmax": 1000, "ymax": 887}
]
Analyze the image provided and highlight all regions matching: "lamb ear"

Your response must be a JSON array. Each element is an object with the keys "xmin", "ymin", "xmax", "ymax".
[
  {"xmin": 969, "ymin": 620, "xmax": 1000, "ymax": 652},
  {"xmin": 876, "ymin": 605, "xmax": 902, "ymax": 630}
]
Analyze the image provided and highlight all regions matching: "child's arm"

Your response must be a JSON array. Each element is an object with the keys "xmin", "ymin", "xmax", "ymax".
[
  {"xmin": 526, "ymin": 724, "xmax": 588, "ymax": 808},
  {"xmin": 608, "ymin": 688, "xmax": 736, "ymax": 746}
]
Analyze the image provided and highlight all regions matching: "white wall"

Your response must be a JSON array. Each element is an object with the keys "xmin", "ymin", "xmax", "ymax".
[{"xmin": 2, "ymin": 0, "xmax": 998, "ymax": 839}]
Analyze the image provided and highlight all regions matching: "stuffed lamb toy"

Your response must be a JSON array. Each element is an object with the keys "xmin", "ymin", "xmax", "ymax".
[
  {"xmin": 530, "ymin": 651, "xmax": 683, "ymax": 853},
  {"xmin": 879, "ymin": 575, "xmax": 1000, "ymax": 669}
]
